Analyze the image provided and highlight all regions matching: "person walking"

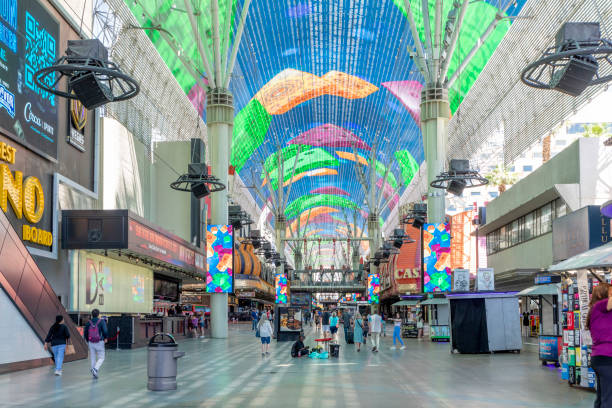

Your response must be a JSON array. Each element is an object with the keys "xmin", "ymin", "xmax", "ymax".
[
  {"xmin": 381, "ymin": 311, "xmax": 387, "ymax": 337},
  {"xmin": 343, "ymin": 309, "xmax": 352, "ymax": 342},
  {"xmin": 587, "ymin": 283, "xmax": 612, "ymax": 408},
  {"xmin": 322, "ymin": 309, "xmax": 331, "ymax": 338},
  {"xmin": 44, "ymin": 315, "xmax": 71, "ymax": 376},
  {"xmin": 522, "ymin": 312, "xmax": 530, "ymax": 338},
  {"xmin": 363, "ymin": 313, "xmax": 369, "ymax": 344},
  {"xmin": 353, "ymin": 312, "xmax": 364, "ymax": 352},
  {"xmin": 330, "ymin": 311, "xmax": 339, "ymax": 340},
  {"xmin": 198, "ymin": 312, "xmax": 206, "ymax": 338},
  {"xmin": 251, "ymin": 309, "xmax": 259, "ymax": 331},
  {"xmin": 257, "ymin": 314, "xmax": 273, "ymax": 356},
  {"xmin": 84, "ymin": 309, "xmax": 108, "ymax": 379},
  {"xmin": 368, "ymin": 309, "xmax": 382, "ymax": 352},
  {"xmin": 390, "ymin": 313, "xmax": 405, "ymax": 350}
]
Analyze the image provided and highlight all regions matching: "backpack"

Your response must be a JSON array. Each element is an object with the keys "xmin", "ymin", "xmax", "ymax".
[{"xmin": 88, "ymin": 320, "xmax": 102, "ymax": 343}]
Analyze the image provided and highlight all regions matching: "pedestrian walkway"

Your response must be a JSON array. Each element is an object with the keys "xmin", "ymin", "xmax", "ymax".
[{"xmin": 0, "ymin": 324, "xmax": 594, "ymax": 408}]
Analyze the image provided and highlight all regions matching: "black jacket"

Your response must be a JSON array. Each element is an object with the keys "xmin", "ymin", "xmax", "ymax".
[
  {"xmin": 291, "ymin": 340, "xmax": 306, "ymax": 357},
  {"xmin": 45, "ymin": 324, "xmax": 70, "ymax": 346}
]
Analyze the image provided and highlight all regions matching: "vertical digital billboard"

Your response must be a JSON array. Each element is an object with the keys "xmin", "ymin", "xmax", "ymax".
[
  {"xmin": 275, "ymin": 273, "xmax": 288, "ymax": 304},
  {"xmin": 423, "ymin": 223, "xmax": 451, "ymax": 292},
  {"xmin": 206, "ymin": 224, "xmax": 233, "ymax": 293},
  {"xmin": 0, "ymin": 0, "xmax": 60, "ymax": 160},
  {"xmin": 367, "ymin": 274, "xmax": 380, "ymax": 304}
]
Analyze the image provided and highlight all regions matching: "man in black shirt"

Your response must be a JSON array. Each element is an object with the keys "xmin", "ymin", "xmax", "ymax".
[
  {"xmin": 322, "ymin": 309, "xmax": 331, "ymax": 337},
  {"xmin": 291, "ymin": 335, "xmax": 309, "ymax": 357}
]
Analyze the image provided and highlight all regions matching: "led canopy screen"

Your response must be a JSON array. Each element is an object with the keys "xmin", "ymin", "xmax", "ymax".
[
  {"xmin": 367, "ymin": 274, "xmax": 380, "ymax": 304},
  {"xmin": 206, "ymin": 225, "xmax": 234, "ymax": 293},
  {"xmin": 423, "ymin": 223, "xmax": 452, "ymax": 292},
  {"xmin": 275, "ymin": 274, "xmax": 288, "ymax": 304}
]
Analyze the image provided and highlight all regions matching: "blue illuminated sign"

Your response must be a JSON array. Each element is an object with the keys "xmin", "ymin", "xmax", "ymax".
[
  {"xmin": 0, "ymin": 84, "xmax": 15, "ymax": 117},
  {"xmin": 0, "ymin": 0, "xmax": 59, "ymax": 160}
]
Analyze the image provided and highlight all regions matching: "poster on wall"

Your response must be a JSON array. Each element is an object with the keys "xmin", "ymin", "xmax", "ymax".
[
  {"xmin": 367, "ymin": 273, "xmax": 380, "ymax": 304},
  {"xmin": 476, "ymin": 268, "xmax": 495, "ymax": 291},
  {"xmin": 453, "ymin": 269, "xmax": 470, "ymax": 292},
  {"xmin": 275, "ymin": 273, "xmax": 288, "ymax": 304},
  {"xmin": 423, "ymin": 223, "xmax": 451, "ymax": 292},
  {"xmin": 206, "ymin": 224, "xmax": 234, "ymax": 293},
  {"xmin": 279, "ymin": 307, "xmax": 302, "ymax": 332},
  {"xmin": 0, "ymin": 0, "xmax": 60, "ymax": 160},
  {"xmin": 69, "ymin": 251, "xmax": 153, "ymax": 313}
]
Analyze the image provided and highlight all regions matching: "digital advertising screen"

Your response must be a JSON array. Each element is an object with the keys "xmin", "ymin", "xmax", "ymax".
[
  {"xmin": 423, "ymin": 223, "xmax": 452, "ymax": 292},
  {"xmin": 69, "ymin": 251, "xmax": 153, "ymax": 314},
  {"xmin": 206, "ymin": 224, "xmax": 234, "ymax": 293},
  {"xmin": 0, "ymin": 0, "xmax": 60, "ymax": 160},
  {"xmin": 367, "ymin": 274, "xmax": 380, "ymax": 304},
  {"xmin": 275, "ymin": 273, "xmax": 288, "ymax": 304}
]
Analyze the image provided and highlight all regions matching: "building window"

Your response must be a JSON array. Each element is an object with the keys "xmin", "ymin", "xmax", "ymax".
[
  {"xmin": 489, "ymin": 191, "xmax": 499, "ymax": 198},
  {"xmin": 523, "ymin": 165, "xmax": 533, "ymax": 172},
  {"xmin": 486, "ymin": 198, "xmax": 562, "ymax": 255},
  {"xmin": 471, "ymin": 191, "xmax": 481, "ymax": 196}
]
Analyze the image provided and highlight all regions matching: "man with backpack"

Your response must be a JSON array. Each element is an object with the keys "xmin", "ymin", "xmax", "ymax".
[{"xmin": 83, "ymin": 309, "xmax": 108, "ymax": 379}]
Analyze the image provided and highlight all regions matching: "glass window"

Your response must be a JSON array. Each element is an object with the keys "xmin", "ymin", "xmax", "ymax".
[
  {"xmin": 510, "ymin": 220, "xmax": 519, "ymax": 246},
  {"xmin": 489, "ymin": 191, "xmax": 499, "ymax": 197},
  {"xmin": 524, "ymin": 212, "xmax": 534, "ymax": 240},
  {"xmin": 540, "ymin": 203, "xmax": 552, "ymax": 233},
  {"xmin": 523, "ymin": 165, "xmax": 533, "ymax": 172},
  {"xmin": 471, "ymin": 191, "xmax": 481, "ymax": 196},
  {"xmin": 500, "ymin": 226, "xmax": 508, "ymax": 249},
  {"xmin": 555, "ymin": 198, "xmax": 567, "ymax": 219}
]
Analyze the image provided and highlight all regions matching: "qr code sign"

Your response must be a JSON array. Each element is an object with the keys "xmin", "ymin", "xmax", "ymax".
[{"xmin": 24, "ymin": 11, "xmax": 56, "ymax": 106}]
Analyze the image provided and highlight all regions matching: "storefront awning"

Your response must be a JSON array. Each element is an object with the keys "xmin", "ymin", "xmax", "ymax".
[
  {"xmin": 548, "ymin": 241, "xmax": 612, "ymax": 272},
  {"xmin": 392, "ymin": 300, "xmax": 419, "ymax": 307},
  {"xmin": 516, "ymin": 284, "xmax": 560, "ymax": 297},
  {"xmin": 420, "ymin": 298, "xmax": 449, "ymax": 306}
]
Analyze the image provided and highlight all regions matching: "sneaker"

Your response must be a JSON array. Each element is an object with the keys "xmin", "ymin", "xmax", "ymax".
[
  {"xmin": 54, "ymin": 370, "xmax": 61, "ymax": 376},
  {"xmin": 262, "ymin": 353, "xmax": 265, "ymax": 357},
  {"xmin": 400, "ymin": 346, "xmax": 406, "ymax": 350},
  {"xmin": 390, "ymin": 346, "xmax": 396, "ymax": 350},
  {"xmin": 91, "ymin": 368, "xmax": 98, "ymax": 379},
  {"xmin": 374, "ymin": 347, "xmax": 379, "ymax": 352},
  {"xmin": 265, "ymin": 352, "xmax": 270, "ymax": 355}
]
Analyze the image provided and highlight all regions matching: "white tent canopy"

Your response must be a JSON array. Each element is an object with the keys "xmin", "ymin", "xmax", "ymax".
[{"xmin": 549, "ymin": 242, "xmax": 612, "ymax": 272}]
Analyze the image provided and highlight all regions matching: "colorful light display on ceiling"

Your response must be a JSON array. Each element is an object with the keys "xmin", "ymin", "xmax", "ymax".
[{"xmin": 126, "ymin": 0, "xmax": 525, "ymax": 241}]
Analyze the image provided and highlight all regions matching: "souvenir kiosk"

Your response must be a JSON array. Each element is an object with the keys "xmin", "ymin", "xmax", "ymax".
[
  {"xmin": 447, "ymin": 292, "xmax": 522, "ymax": 354},
  {"xmin": 420, "ymin": 297, "xmax": 450, "ymax": 341},
  {"xmin": 516, "ymin": 276, "xmax": 562, "ymax": 366},
  {"xmin": 391, "ymin": 297, "xmax": 422, "ymax": 338}
]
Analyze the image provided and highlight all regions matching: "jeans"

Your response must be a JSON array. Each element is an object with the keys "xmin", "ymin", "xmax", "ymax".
[
  {"xmin": 370, "ymin": 332, "xmax": 380, "ymax": 349},
  {"xmin": 252, "ymin": 319, "xmax": 257, "ymax": 330},
  {"xmin": 89, "ymin": 341, "xmax": 105, "ymax": 371},
  {"xmin": 592, "ymin": 355, "xmax": 612, "ymax": 408},
  {"xmin": 51, "ymin": 344, "xmax": 66, "ymax": 371},
  {"xmin": 393, "ymin": 326, "xmax": 404, "ymax": 346}
]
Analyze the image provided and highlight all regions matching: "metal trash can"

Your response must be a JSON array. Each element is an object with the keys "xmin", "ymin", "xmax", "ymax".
[{"xmin": 147, "ymin": 333, "xmax": 185, "ymax": 391}]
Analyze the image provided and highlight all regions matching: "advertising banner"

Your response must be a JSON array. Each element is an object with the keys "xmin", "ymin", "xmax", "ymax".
[
  {"xmin": 423, "ymin": 223, "xmax": 451, "ymax": 292},
  {"xmin": 453, "ymin": 269, "xmax": 470, "ymax": 291},
  {"xmin": 476, "ymin": 268, "xmax": 495, "ymax": 291},
  {"xmin": 279, "ymin": 307, "xmax": 302, "ymax": 332},
  {"xmin": 69, "ymin": 251, "xmax": 153, "ymax": 314},
  {"xmin": 130, "ymin": 218, "xmax": 206, "ymax": 275},
  {"xmin": 0, "ymin": 0, "xmax": 59, "ymax": 160},
  {"xmin": 206, "ymin": 224, "xmax": 234, "ymax": 293},
  {"xmin": 576, "ymin": 269, "xmax": 592, "ymax": 346},
  {"xmin": 367, "ymin": 273, "xmax": 380, "ymax": 304},
  {"xmin": 539, "ymin": 335, "xmax": 562, "ymax": 362},
  {"xmin": 275, "ymin": 273, "xmax": 288, "ymax": 304}
]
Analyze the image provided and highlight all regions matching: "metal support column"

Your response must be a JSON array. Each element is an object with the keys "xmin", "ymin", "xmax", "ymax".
[
  {"xmin": 275, "ymin": 215, "xmax": 286, "ymax": 276},
  {"xmin": 420, "ymin": 87, "xmax": 450, "ymax": 224},
  {"xmin": 207, "ymin": 88, "xmax": 234, "ymax": 339}
]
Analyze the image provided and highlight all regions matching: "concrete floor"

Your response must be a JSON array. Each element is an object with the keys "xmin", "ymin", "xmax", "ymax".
[{"xmin": 0, "ymin": 324, "xmax": 595, "ymax": 408}]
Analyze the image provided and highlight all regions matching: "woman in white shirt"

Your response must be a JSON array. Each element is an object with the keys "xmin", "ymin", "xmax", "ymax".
[
  {"xmin": 258, "ymin": 315, "xmax": 273, "ymax": 356},
  {"xmin": 390, "ymin": 313, "xmax": 405, "ymax": 350}
]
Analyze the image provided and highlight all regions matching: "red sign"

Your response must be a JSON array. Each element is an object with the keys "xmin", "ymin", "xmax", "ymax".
[{"xmin": 128, "ymin": 219, "xmax": 205, "ymax": 275}]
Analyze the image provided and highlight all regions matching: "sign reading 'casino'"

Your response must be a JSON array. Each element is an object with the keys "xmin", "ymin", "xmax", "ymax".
[
  {"xmin": 0, "ymin": 0, "xmax": 60, "ymax": 160},
  {"xmin": 0, "ymin": 140, "xmax": 52, "ymax": 246}
]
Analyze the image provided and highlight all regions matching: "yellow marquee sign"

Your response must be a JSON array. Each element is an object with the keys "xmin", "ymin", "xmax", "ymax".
[{"xmin": 0, "ymin": 142, "xmax": 52, "ymax": 247}]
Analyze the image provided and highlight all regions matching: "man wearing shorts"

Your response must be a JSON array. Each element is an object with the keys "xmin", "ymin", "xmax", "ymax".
[{"xmin": 322, "ymin": 309, "xmax": 331, "ymax": 337}]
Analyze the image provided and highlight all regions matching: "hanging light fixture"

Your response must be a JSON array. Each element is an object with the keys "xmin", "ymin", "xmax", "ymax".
[
  {"xmin": 34, "ymin": 39, "xmax": 139, "ymax": 109},
  {"xmin": 521, "ymin": 23, "xmax": 612, "ymax": 97},
  {"xmin": 430, "ymin": 159, "xmax": 488, "ymax": 197},
  {"xmin": 170, "ymin": 163, "xmax": 225, "ymax": 199}
]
